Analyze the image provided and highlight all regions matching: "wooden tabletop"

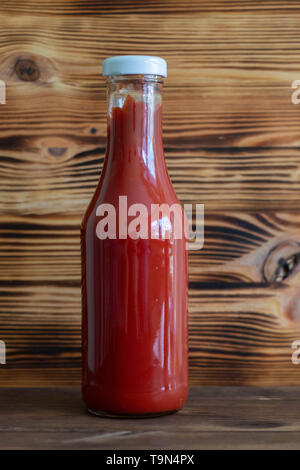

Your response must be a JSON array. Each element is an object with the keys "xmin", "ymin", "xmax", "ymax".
[{"xmin": 1, "ymin": 386, "xmax": 300, "ymax": 450}]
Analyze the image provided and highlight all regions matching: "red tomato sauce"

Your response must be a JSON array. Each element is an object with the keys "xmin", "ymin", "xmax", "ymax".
[{"xmin": 81, "ymin": 94, "xmax": 188, "ymax": 416}]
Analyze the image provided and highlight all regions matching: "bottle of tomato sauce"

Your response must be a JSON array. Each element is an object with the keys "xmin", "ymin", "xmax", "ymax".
[{"xmin": 81, "ymin": 56, "xmax": 188, "ymax": 417}]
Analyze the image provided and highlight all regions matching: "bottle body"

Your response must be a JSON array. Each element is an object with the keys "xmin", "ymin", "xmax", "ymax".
[{"xmin": 81, "ymin": 74, "xmax": 188, "ymax": 416}]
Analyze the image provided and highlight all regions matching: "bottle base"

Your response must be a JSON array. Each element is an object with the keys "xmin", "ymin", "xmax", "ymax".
[{"xmin": 87, "ymin": 408, "xmax": 179, "ymax": 419}]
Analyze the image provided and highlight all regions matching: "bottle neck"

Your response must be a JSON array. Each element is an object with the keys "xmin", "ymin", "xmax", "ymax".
[{"xmin": 105, "ymin": 75, "xmax": 164, "ymax": 180}]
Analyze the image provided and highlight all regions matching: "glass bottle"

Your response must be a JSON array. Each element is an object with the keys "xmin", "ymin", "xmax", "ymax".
[{"xmin": 81, "ymin": 56, "xmax": 188, "ymax": 417}]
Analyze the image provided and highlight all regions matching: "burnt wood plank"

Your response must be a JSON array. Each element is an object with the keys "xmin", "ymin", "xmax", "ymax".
[
  {"xmin": 1, "ymin": 0, "xmax": 300, "ymax": 387},
  {"xmin": 1, "ymin": 212, "xmax": 300, "ymax": 386}
]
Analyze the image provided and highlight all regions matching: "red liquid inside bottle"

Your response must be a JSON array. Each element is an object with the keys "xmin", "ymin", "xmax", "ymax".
[{"xmin": 81, "ymin": 57, "xmax": 188, "ymax": 417}]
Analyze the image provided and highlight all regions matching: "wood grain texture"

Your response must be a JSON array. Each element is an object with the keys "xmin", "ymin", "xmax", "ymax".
[
  {"xmin": 2, "ymin": 387, "xmax": 300, "ymax": 449},
  {"xmin": 1, "ymin": 0, "xmax": 300, "ymax": 387},
  {"xmin": 1, "ymin": 212, "xmax": 300, "ymax": 386}
]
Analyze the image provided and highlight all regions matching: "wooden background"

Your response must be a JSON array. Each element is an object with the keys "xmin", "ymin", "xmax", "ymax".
[{"xmin": 1, "ymin": 0, "xmax": 300, "ymax": 387}]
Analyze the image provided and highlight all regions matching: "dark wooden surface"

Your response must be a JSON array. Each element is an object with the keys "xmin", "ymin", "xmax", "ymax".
[
  {"xmin": 1, "ymin": 0, "xmax": 300, "ymax": 387},
  {"xmin": 1, "ymin": 386, "xmax": 300, "ymax": 449}
]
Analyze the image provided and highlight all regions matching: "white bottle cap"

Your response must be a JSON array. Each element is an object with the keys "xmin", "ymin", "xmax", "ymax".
[{"xmin": 102, "ymin": 55, "xmax": 167, "ymax": 78}]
